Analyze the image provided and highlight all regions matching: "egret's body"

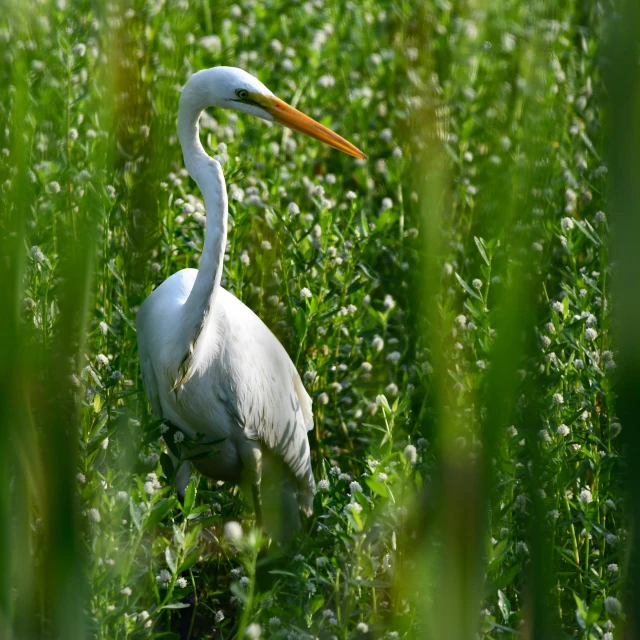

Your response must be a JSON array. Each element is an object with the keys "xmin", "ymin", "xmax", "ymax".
[{"xmin": 137, "ymin": 67, "xmax": 364, "ymax": 538}]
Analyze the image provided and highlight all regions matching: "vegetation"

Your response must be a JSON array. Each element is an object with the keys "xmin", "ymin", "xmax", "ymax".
[{"xmin": 1, "ymin": 0, "xmax": 638, "ymax": 638}]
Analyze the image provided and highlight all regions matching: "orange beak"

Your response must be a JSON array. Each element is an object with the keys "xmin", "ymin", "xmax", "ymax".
[{"xmin": 264, "ymin": 96, "xmax": 366, "ymax": 160}]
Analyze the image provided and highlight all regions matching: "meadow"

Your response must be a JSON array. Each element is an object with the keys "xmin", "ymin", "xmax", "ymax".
[{"xmin": 1, "ymin": 0, "xmax": 639, "ymax": 638}]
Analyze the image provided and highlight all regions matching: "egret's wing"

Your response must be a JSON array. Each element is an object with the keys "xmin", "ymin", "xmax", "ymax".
[{"xmin": 216, "ymin": 292, "xmax": 315, "ymax": 492}]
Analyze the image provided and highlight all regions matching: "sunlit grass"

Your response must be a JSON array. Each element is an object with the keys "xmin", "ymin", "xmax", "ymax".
[{"xmin": 0, "ymin": 0, "xmax": 635, "ymax": 638}]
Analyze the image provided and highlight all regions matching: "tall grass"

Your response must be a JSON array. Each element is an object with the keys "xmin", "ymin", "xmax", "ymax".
[{"xmin": 0, "ymin": 0, "xmax": 635, "ymax": 638}]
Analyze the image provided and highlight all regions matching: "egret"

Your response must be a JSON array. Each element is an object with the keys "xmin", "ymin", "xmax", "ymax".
[{"xmin": 136, "ymin": 67, "xmax": 365, "ymax": 539}]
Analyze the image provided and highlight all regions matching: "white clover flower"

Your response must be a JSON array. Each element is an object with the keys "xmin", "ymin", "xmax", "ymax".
[
  {"xmin": 380, "ymin": 128, "xmax": 393, "ymax": 143},
  {"xmin": 261, "ymin": 240, "xmax": 272, "ymax": 251},
  {"xmin": 300, "ymin": 287, "xmax": 312, "ymax": 299},
  {"xmin": 318, "ymin": 479, "xmax": 330, "ymax": 490},
  {"xmin": 385, "ymin": 383, "xmax": 398, "ymax": 396},
  {"xmin": 346, "ymin": 190, "xmax": 357, "ymax": 200},
  {"xmin": 88, "ymin": 508, "xmax": 101, "ymax": 523},
  {"xmin": 386, "ymin": 351, "xmax": 401, "ymax": 363},
  {"xmin": 224, "ymin": 521, "xmax": 243, "ymax": 544},
  {"xmin": 557, "ymin": 424, "xmax": 570, "ymax": 437},
  {"xmin": 155, "ymin": 569, "xmax": 171, "ymax": 586},
  {"xmin": 361, "ymin": 361, "xmax": 373, "ymax": 372},
  {"xmin": 68, "ymin": 128, "xmax": 78, "ymax": 141},
  {"xmin": 316, "ymin": 556, "xmax": 328, "ymax": 567},
  {"xmin": 553, "ymin": 393, "xmax": 564, "ymax": 404},
  {"xmin": 594, "ymin": 210, "xmax": 607, "ymax": 225},
  {"xmin": 514, "ymin": 495, "xmax": 527, "ymax": 511},
  {"xmin": 76, "ymin": 472, "xmax": 86, "ymax": 483},
  {"xmin": 607, "ymin": 563, "xmax": 619, "ymax": 574},
  {"xmin": 318, "ymin": 74, "xmax": 335, "ymax": 88},
  {"xmin": 476, "ymin": 360, "xmax": 486, "ymax": 370},
  {"xmin": 288, "ymin": 202, "xmax": 300, "ymax": 215},
  {"xmin": 380, "ymin": 197, "xmax": 393, "ymax": 212},
  {"xmin": 46, "ymin": 181, "xmax": 61, "ymax": 194},
  {"xmin": 579, "ymin": 488, "xmax": 593, "ymax": 504},
  {"xmin": 604, "ymin": 596, "xmax": 622, "ymax": 616},
  {"xmin": 346, "ymin": 502, "xmax": 363, "ymax": 514},
  {"xmin": 139, "ymin": 610, "xmax": 150, "ymax": 621},
  {"xmin": 541, "ymin": 335, "xmax": 551, "ymax": 348},
  {"xmin": 356, "ymin": 622, "xmax": 369, "ymax": 633},
  {"xmin": 215, "ymin": 610, "xmax": 225, "ymax": 622},
  {"xmin": 240, "ymin": 250, "xmax": 250, "ymax": 266},
  {"xmin": 552, "ymin": 301, "xmax": 564, "ymax": 313},
  {"xmin": 372, "ymin": 336, "xmax": 384, "ymax": 352},
  {"xmin": 116, "ymin": 490, "xmax": 128, "ymax": 502},
  {"xmin": 121, "ymin": 587, "xmax": 132, "ymax": 596},
  {"xmin": 383, "ymin": 294, "xmax": 396, "ymax": 310},
  {"xmin": 539, "ymin": 429, "xmax": 551, "ymax": 443},
  {"xmin": 502, "ymin": 32, "xmax": 516, "ymax": 51},
  {"xmin": 403, "ymin": 444, "xmax": 417, "ymax": 465},
  {"xmin": 317, "ymin": 392, "xmax": 329, "ymax": 405},
  {"xmin": 377, "ymin": 472, "xmax": 388, "ymax": 482},
  {"xmin": 269, "ymin": 617, "xmax": 281, "ymax": 629},
  {"xmin": 585, "ymin": 327, "xmax": 598, "ymax": 341},
  {"xmin": 561, "ymin": 217, "xmax": 574, "ymax": 231},
  {"xmin": 174, "ymin": 431, "xmax": 185, "ymax": 443},
  {"xmin": 349, "ymin": 481, "xmax": 363, "ymax": 494},
  {"xmin": 144, "ymin": 481, "xmax": 156, "ymax": 496}
]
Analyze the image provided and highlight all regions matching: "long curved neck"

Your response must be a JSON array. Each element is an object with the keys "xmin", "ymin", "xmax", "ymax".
[{"xmin": 177, "ymin": 80, "xmax": 228, "ymax": 348}]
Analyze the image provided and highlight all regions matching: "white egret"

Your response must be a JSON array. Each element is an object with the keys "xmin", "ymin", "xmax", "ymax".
[{"xmin": 137, "ymin": 67, "xmax": 365, "ymax": 539}]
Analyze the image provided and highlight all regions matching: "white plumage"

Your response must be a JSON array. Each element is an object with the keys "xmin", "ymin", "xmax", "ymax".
[{"xmin": 136, "ymin": 67, "xmax": 365, "ymax": 538}]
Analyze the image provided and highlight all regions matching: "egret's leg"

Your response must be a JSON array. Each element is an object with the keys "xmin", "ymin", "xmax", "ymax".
[
  {"xmin": 252, "ymin": 482, "xmax": 263, "ymax": 527},
  {"xmin": 175, "ymin": 460, "xmax": 191, "ymax": 504},
  {"xmin": 240, "ymin": 439, "xmax": 264, "ymax": 527}
]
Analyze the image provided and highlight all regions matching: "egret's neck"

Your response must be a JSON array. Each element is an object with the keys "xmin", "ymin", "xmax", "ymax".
[{"xmin": 177, "ymin": 87, "xmax": 228, "ymax": 349}]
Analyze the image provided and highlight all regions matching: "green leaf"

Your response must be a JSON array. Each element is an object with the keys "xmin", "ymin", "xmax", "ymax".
[
  {"xmin": 455, "ymin": 272, "xmax": 483, "ymax": 301},
  {"xmin": 365, "ymin": 475, "xmax": 390, "ymax": 498},
  {"xmin": 474, "ymin": 236, "xmax": 490, "ymax": 265},
  {"xmin": 574, "ymin": 219, "xmax": 601, "ymax": 246},
  {"xmin": 586, "ymin": 598, "xmax": 603, "ymax": 625},
  {"xmin": 574, "ymin": 594, "xmax": 587, "ymax": 629},
  {"xmin": 146, "ymin": 498, "xmax": 177, "ymax": 531},
  {"xmin": 497, "ymin": 590, "xmax": 511, "ymax": 622},
  {"xmin": 165, "ymin": 546, "xmax": 177, "ymax": 573},
  {"xmin": 308, "ymin": 593, "xmax": 325, "ymax": 616},
  {"xmin": 485, "ymin": 562, "xmax": 520, "ymax": 597},
  {"xmin": 161, "ymin": 603, "xmax": 191, "ymax": 610},
  {"xmin": 129, "ymin": 499, "xmax": 144, "ymax": 532},
  {"xmin": 93, "ymin": 393, "xmax": 103, "ymax": 413},
  {"xmin": 178, "ymin": 549, "xmax": 200, "ymax": 573},
  {"xmin": 182, "ymin": 480, "xmax": 196, "ymax": 515}
]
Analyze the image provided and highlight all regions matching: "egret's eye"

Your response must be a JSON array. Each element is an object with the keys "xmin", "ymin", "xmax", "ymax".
[{"xmin": 236, "ymin": 89, "xmax": 249, "ymax": 100}]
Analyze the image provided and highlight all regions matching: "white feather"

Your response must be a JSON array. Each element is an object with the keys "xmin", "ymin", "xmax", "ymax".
[{"xmin": 137, "ymin": 67, "xmax": 315, "ymax": 534}]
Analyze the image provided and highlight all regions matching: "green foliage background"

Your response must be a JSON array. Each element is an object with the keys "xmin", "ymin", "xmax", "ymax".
[{"xmin": 0, "ymin": 0, "xmax": 638, "ymax": 638}]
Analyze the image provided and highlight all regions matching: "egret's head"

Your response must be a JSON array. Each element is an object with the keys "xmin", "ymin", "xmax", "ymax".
[{"xmin": 188, "ymin": 66, "xmax": 366, "ymax": 160}]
